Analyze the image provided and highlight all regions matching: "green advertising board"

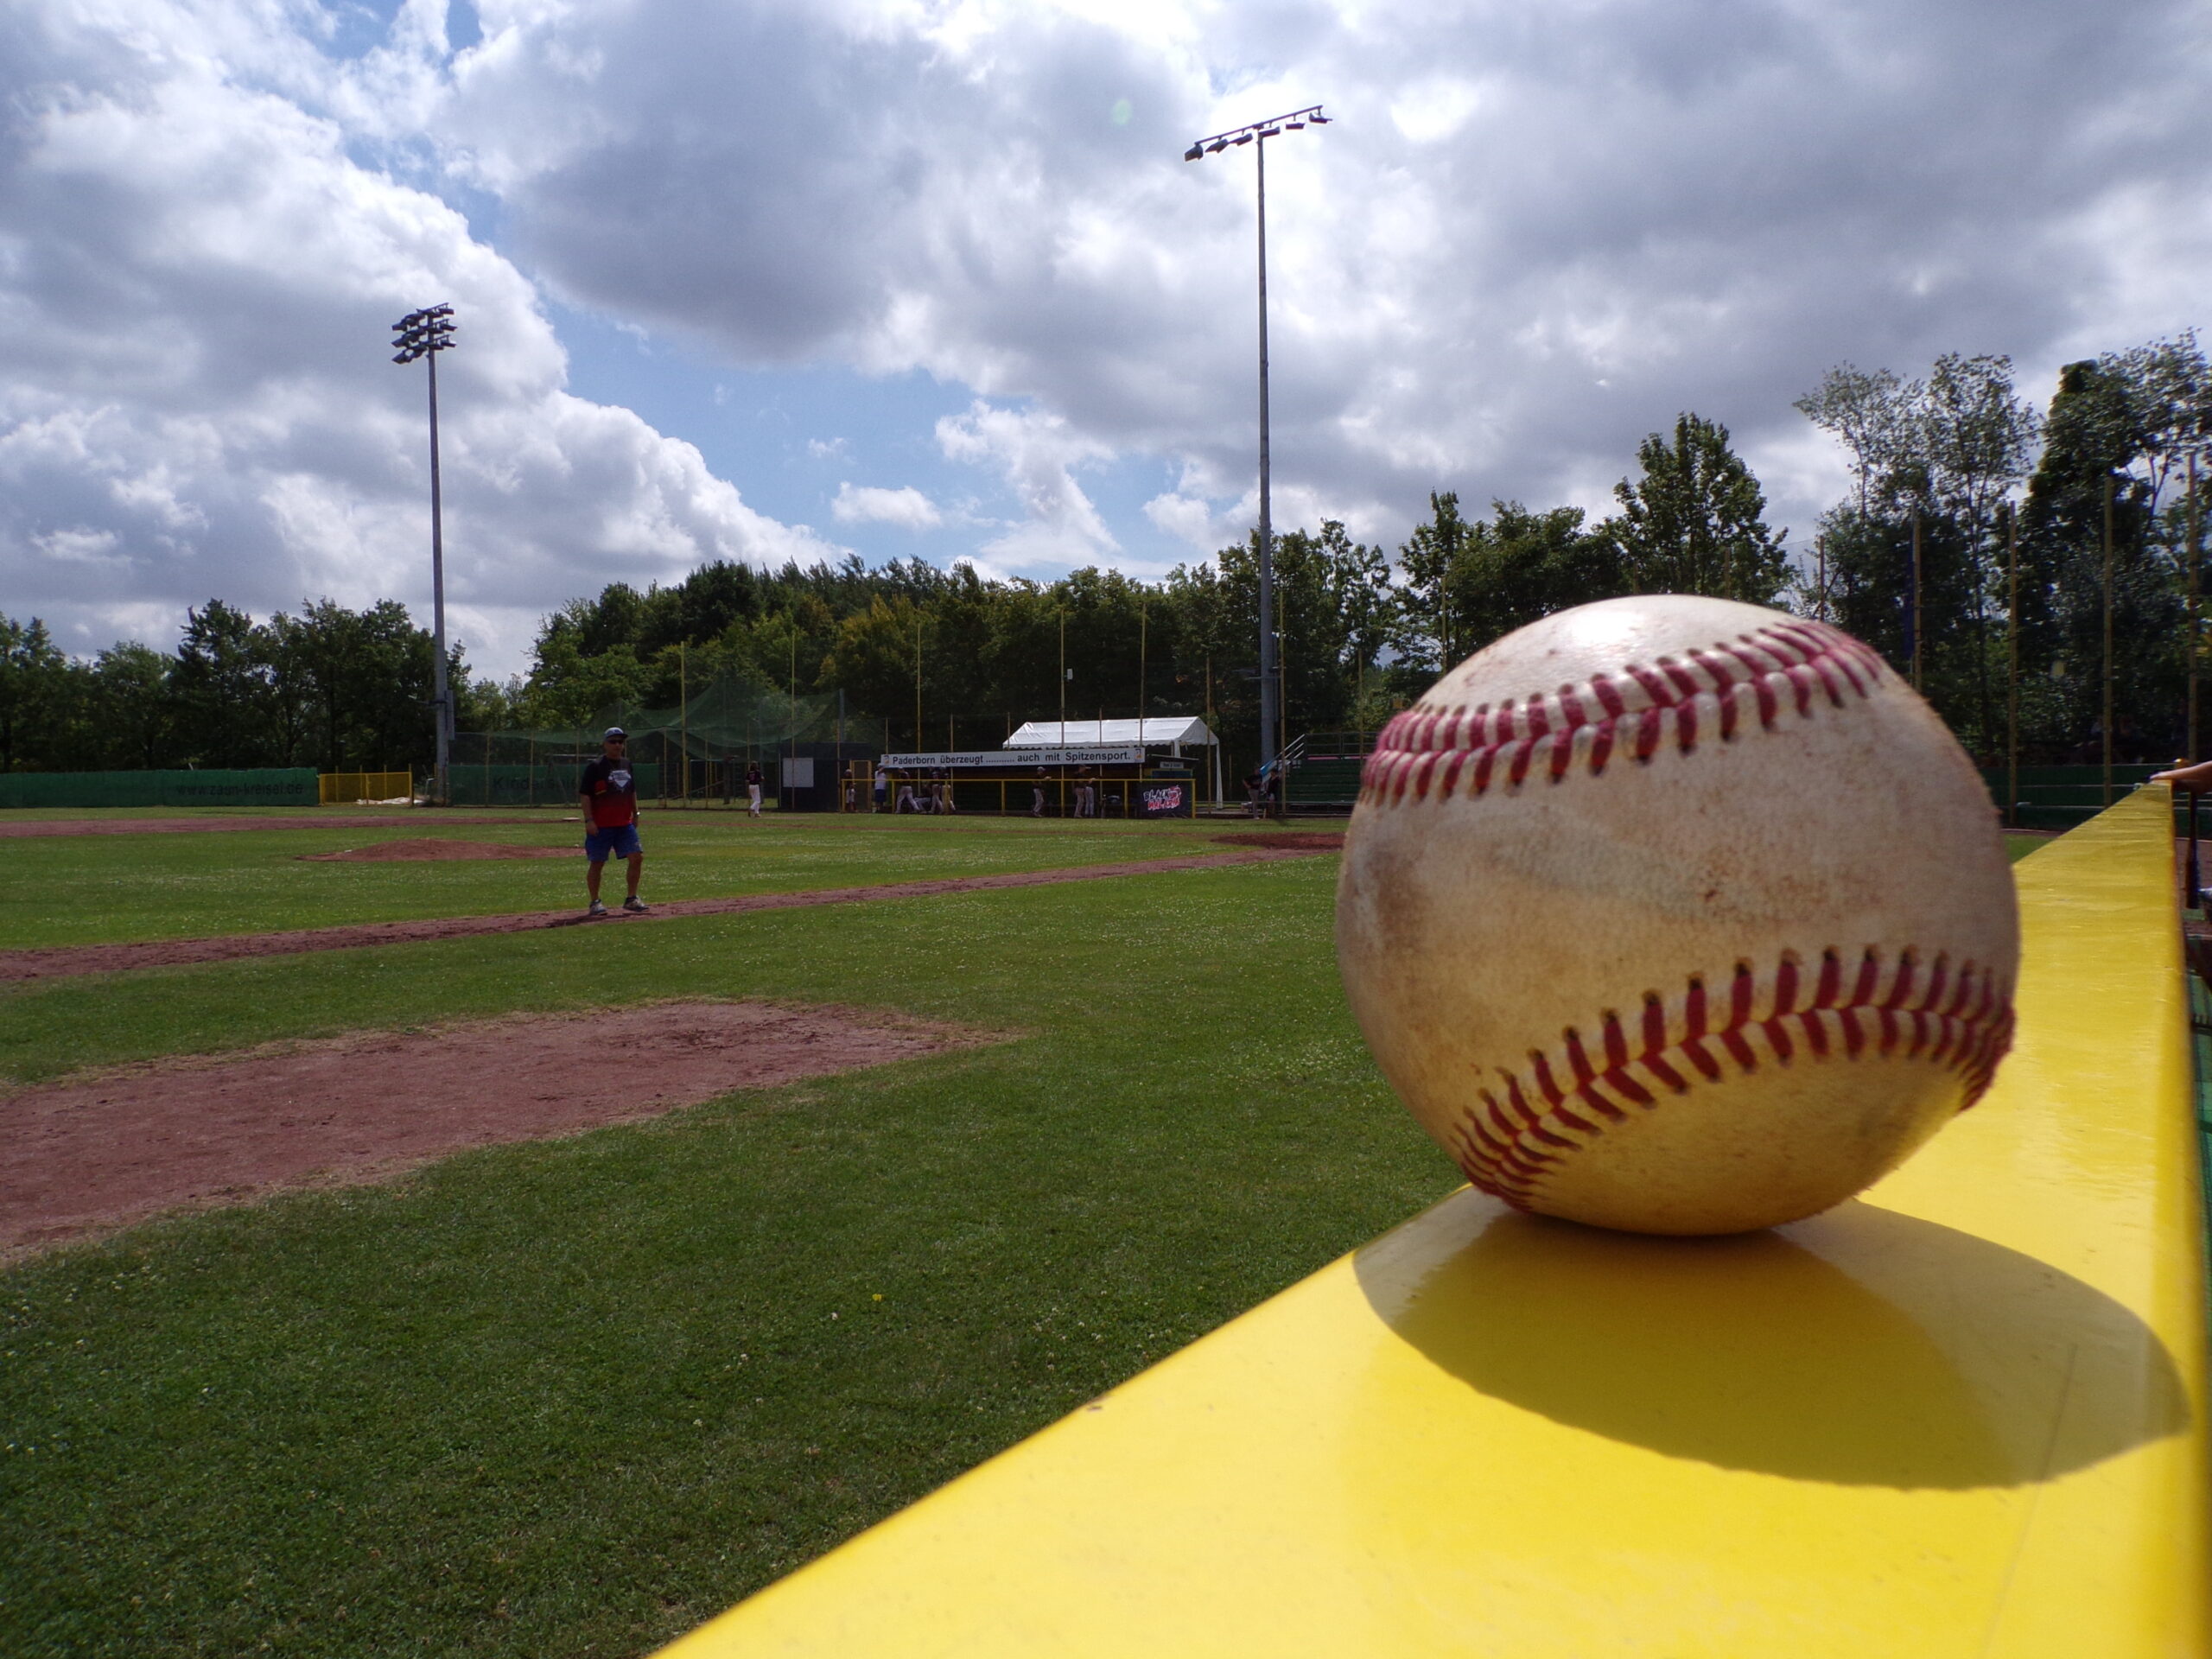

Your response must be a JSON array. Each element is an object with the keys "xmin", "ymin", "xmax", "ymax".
[{"xmin": 0, "ymin": 768, "xmax": 321, "ymax": 810}]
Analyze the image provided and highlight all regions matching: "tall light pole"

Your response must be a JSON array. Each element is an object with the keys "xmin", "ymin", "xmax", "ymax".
[
  {"xmin": 392, "ymin": 303, "xmax": 456, "ymax": 806},
  {"xmin": 1185, "ymin": 105, "xmax": 1329, "ymax": 779}
]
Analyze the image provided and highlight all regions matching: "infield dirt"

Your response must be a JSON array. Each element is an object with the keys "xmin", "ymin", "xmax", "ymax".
[
  {"xmin": 0, "ymin": 1000, "xmax": 996, "ymax": 1262},
  {"xmin": 0, "ymin": 845, "xmax": 1325, "ymax": 981}
]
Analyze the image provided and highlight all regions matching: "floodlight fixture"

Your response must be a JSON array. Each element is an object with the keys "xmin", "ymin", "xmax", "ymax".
[
  {"xmin": 1179, "ymin": 105, "xmax": 1328, "ymax": 782},
  {"xmin": 390, "ymin": 302, "xmax": 460, "ymax": 804}
]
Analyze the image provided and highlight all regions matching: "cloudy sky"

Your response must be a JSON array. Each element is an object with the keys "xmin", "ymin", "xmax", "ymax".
[{"xmin": 5, "ymin": 0, "xmax": 2208, "ymax": 677}]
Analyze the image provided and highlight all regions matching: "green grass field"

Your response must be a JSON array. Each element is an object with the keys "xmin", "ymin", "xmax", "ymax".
[
  {"xmin": 0, "ymin": 815, "xmax": 2060, "ymax": 1657},
  {"xmin": 0, "ymin": 818, "xmax": 1457, "ymax": 1658},
  {"xmin": 0, "ymin": 810, "xmax": 1243, "ymax": 950}
]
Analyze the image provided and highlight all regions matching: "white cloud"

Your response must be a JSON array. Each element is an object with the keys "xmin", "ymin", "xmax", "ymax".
[
  {"xmin": 8, "ymin": 0, "xmax": 2212, "ymax": 672},
  {"xmin": 1142, "ymin": 490, "xmax": 1222, "ymax": 551},
  {"xmin": 831, "ymin": 482, "xmax": 944, "ymax": 531},
  {"xmin": 937, "ymin": 400, "xmax": 1117, "ymax": 567},
  {"xmin": 1390, "ymin": 76, "xmax": 1485, "ymax": 145},
  {"xmin": 434, "ymin": 0, "xmax": 2212, "ymax": 556},
  {"xmin": 0, "ymin": 0, "xmax": 842, "ymax": 673}
]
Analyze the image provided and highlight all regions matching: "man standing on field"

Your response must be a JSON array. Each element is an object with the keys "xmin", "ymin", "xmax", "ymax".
[{"xmin": 579, "ymin": 727, "xmax": 647, "ymax": 917}]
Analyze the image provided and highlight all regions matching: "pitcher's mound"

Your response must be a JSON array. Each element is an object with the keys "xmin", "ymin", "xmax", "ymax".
[
  {"xmin": 1212, "ymin": 830, "xmax": 1344, "ymax": 851},
  {"xmin": 0, "ymin": 1001, "xmax": 997, "ymax": 1260},
  {"xmin": 299, "ymin": 837, "xmax": 571, "ymax": 861}
]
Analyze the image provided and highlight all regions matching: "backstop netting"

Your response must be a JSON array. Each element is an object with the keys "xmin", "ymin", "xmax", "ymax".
[{"xmin": 452, "ymin": 684, "xmax": 885, "ymax": 808}]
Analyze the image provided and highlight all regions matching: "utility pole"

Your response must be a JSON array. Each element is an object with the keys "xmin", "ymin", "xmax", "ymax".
[
  {"xmin": 1205, "ymin": 655, "xmax": 1216, "ymax": 806},
  {"xmin": 1059, "ymin": 612, "xmax": 1070, "ymax": 816},
  {"xmin": 1185, "ymin": 105, "xmax": 1329, "ymax": 776},
  {"xmin": 2103, "ymin": 475, "xmax": 2115, "ymax": 807},
  {"xmin": 2189, "ymin": 454, "xmax": 2202, "ymax": 763},
  {"xmin": 1910, "ymin": 505, "xmax": 1923, "ymax": 692},
  {"xmin": 913, "ymin": 617, "xmax": 923, "ymax": 753},
  {"xmin": 1137, "ymin": 600, "xmax": 1147, "ymax": 745},
  {"xmin": 2005, "ymin": 505, "xmax": 2019, "ymax": 829},
  {"xmin": 391, "ymin": 303, "xmax": 456, "ymax": 804}
]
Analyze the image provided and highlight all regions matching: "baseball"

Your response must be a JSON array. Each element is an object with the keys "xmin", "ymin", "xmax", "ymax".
[{"xmin": 1336, "ymin": 595, "xmax": 2019, "ymax": 1236}]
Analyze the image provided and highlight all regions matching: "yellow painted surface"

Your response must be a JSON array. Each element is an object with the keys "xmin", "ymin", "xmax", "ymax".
[{"xmin": 662, "ymin": 788, "xmax": 2209, "ymax": 1658}]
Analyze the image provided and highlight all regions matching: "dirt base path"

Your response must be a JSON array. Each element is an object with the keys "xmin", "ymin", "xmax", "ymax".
[
  {"xmin": 0, "ymin": 814, "xmax": 553, "ymax": 838},
  {"xmin": 0, "ymin": 1001, "xmax": 992, "ymax": 1262},
  {"xmin": 0, "ymin": 846, "xmax": 1327, "ymax": 982},
  {"xmin": 298, "ymin": 838, "xmax": 572, "ymax": 861}
]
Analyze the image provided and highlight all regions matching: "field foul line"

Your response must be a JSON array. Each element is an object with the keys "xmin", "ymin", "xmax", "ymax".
[{"xmin": 0, "ymin": 849, "xmax": 1328, "ymax": 982}]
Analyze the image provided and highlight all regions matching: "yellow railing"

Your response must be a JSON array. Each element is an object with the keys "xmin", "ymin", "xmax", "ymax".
[
  {"xmin": 317, "ymin": 771, "xmax": 414, "ymax": 805},
  {"xmin": 659, "ymin": 787, "xmax": 2208, "ymax": 1659}
]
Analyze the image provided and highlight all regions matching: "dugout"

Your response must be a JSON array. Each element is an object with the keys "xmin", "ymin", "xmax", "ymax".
[
  {"xmin": 859, "ymin": 732, "xmax": 1211, "ymax": 819},
  {"xmin": 861, "ymin": 761, "xmax": 1199, "ymax": 819},
  {"xmin": 1006, "ymin": 717, "xmax": 1223, "ymax": 806}
]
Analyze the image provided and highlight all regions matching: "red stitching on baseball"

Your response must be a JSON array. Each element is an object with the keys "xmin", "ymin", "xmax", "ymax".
[
  {"xmin": 1363, "ymin": 620, "xmax": 1885, "ymax": 804},
  {"xmin": 1450, "ymin": 946, "xmax": 2015, "ymax": 1209}
]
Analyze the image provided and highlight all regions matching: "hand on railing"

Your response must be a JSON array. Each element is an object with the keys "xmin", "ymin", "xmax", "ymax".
[{"xmin": 2149, "ymin": 759, "xmax": 2212, "ymax": 791}]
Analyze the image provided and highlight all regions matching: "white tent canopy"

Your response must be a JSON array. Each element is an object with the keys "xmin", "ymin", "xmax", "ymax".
[{"xmin": 1005, "ymin": 717, "xmax": 1217, "ymax": 750}]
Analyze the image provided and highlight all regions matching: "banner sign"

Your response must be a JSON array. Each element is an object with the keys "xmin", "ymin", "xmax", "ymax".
[
  {"xmin": 1137, "ymin": 782, "xmax": 1192, "ymax": 818},
  {"xmin": 877, "ymin": 747, "xmax": 1144, "ymax": 769}
]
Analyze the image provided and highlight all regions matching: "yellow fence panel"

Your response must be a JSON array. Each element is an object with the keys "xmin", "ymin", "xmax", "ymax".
[
  {"xmin": 660, "ymin": 786, "xmax": 2208, "ymax": 1659},
  {"xmin": 317, "ymin": 771, "xmax": 414, "ymax": 805}
]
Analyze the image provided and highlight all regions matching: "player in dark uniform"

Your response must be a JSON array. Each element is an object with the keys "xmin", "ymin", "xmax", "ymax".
[{"xmin": 578, "ymin": 726, "xmax": 646, "ymax": 916}]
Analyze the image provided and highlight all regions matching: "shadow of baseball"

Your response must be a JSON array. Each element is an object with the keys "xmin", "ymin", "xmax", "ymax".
[{"xmin": 1354, "ymin": 1192, "xmax": 2187, "ymax": 1489}]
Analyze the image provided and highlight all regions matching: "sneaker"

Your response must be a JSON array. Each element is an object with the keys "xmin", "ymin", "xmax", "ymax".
[
  {"xmin": 622, "ymin": 896, "xmax": 648, "ymax": 913},
  {"xmin": 588, "ymin": 899, "xmax": 608, "ymax": 917}
]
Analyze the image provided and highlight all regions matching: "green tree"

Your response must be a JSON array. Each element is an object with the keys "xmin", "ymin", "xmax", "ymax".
[
  {"xmin": 1601, "ymin": 414, "xmax": 1789, "ymax": 602},
  {"xmin": 1795, "ymin": 366, "xmax": 1913, "ymax": 521},
  {"xmin": 2103, "ymin": 332, "xmax": 2212, "ymax": 518},
  {"xmin": 821, "ymin": 598, "xmax": 931, "ymax": 747},
  {"xmin": 1446, "ymin": 500, "xmax": 1629, "ymax": 647},
  {"xmin": 0, "ymin": 616, "xmax": 67, "ymax": 772},
  {"xmin": 1393, "ymin": 492, "xmax": 1474, "ymax": 673},
  {"xmin": 1796, "ymin": 355, "xmax": 2039, "ymax": 753},
  {"xmin": 91, "ymin": 643, "xmax": 175, "ymax": 769},
  {"xmin": 2020, "ymin": 358, "xmax": 2178, "ymax": 760},
  {"xmin": 170, "ymin": 600, "xmax": 275, "ymax": 767}
]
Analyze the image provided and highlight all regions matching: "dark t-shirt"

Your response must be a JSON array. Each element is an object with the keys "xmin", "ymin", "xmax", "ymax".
[{"xmin": 580, "ymin": 756, "xmax": 639, "ymax": 829}]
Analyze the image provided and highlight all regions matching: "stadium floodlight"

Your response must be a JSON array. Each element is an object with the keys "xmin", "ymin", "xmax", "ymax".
[
  {"xmin": 1182, "ymin": 105, "xmax": 1327, "ymax": 789},
  {"xmin": 391, "ymin": 303, "xmax": 459, "ymax": 806}
]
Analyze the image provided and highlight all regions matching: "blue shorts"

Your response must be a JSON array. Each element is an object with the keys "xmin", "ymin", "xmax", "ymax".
[{"xmin": 584, "ymin": 823, "xmax": 642, "ymax": 862}]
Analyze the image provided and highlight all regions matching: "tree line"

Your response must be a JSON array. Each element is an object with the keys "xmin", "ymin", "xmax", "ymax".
[
  {"xmin": 467, "ymin": 408, "xmax": 1795, "ymax": 762},
  {"xmin": 1801, "ymin": 338, "xmax": 2208, "ymax": 764},
  {"xmin": 0, "ymin": 600, "xmax": 468, "ymax": 775},
  {"xmin": 5, "ymin": 334, "xmax": 2203, "ymax": 777}
]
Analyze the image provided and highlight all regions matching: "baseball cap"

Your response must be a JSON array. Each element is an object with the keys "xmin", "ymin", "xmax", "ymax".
[{"xmin": 603, "ymin": 726, "xmax": 626, "ymax": 741}]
